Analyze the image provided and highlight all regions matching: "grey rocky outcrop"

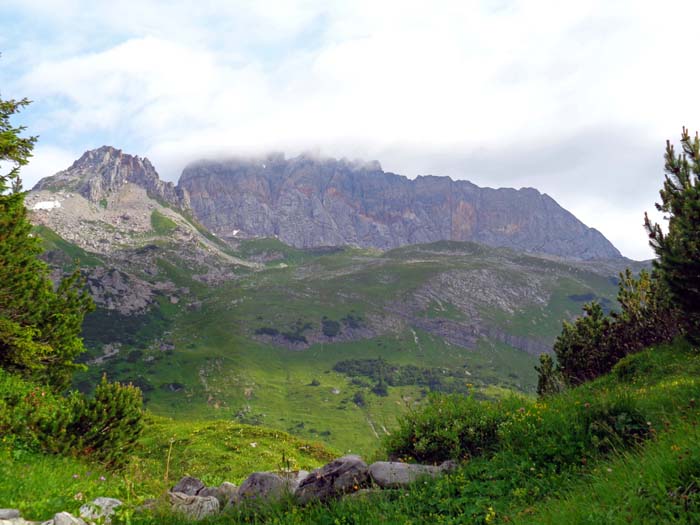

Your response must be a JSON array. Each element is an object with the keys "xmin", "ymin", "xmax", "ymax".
[
  {"xmin": 179, "ymin": 153, "xmax": 621, "ymax": 260},
  {"xmin": 168, "ymin": 492, "xmax": 219, "ymax": 521},
  {"xmin": 35, "ymin": 146, "xmax": 190, "ymax": 211},
  {"xmin": 294, "ymin": 455, "xmax": 370, "ymax": 504}
]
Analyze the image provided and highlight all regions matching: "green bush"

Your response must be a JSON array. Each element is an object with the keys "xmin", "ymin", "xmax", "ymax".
[
  {"xmin": 321, "ymin": 318, "xmax": 341, "ymax": 337},
  {"xmin": 499, "ymin": 391, "xmax": 650, "ymax": 469},
  {"xmin": 68, "ymin": 375, "xmax": 144, "ymax": 466},
  {"xmin": 384, "ymin": 394, "xmax": 517, "ymax": 463},
  {"xmin": 545, "ymin": 270, "xmax": 679, "ymax": 389},
  {"xmin": 0, "ymin": 369, "xmax": 143, "ymax": 467}
]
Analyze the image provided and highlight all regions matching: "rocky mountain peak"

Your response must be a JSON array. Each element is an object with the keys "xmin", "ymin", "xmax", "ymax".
[
  {"xmin": 34, "ymin": 146, "xmax": 190, "ymax": 211},
  {"xmin": 179, "ymin": 153, "xmax": 622, "ymax": 260}
]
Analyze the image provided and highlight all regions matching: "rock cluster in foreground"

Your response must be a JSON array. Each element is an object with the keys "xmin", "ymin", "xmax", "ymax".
[
  {"xmin": 163, "ymin": 455, "xmax": 457, "ymax": 521},
  {"xmin": 1, "ymin": 456, "xmax": 456, "ymax": 523}
]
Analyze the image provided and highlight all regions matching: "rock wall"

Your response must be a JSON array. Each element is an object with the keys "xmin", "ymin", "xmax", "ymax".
[{"xmin": 178, "ymin": 153, "xmax": 621, "ymax": 260}]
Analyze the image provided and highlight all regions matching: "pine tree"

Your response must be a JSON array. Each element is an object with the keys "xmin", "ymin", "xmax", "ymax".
[
  {"xmin": 0, "ymin": 94, "xmax": 93, "ymax": 390},
  {"xmin": 645, "ymin": 128, "xmax": 700, "ymax": 342}
]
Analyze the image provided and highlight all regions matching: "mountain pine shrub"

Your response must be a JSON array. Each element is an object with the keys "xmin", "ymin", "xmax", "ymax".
[
  {"xmin": 0, "ymin": 93, "xmax": 143, "ymax": 466},
  {"xmin": 0, "ymin": 369, "xmax": 143, "ymax": 466},
  {"xmin": 645, "ymin": 127, "xmax": 700, "ymax": 342},
  {"xmin": 541, "ymin": 269, "xmax": 679, "ymax": 390},
  {"xmin": 0, "ymin": 94, "xmax": 94, "ymax": 390}
]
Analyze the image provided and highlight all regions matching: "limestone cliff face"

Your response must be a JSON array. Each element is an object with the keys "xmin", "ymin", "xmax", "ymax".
[
  {"xmin": 34, "ymin": 146, "xmax": 190, "ymax": 210},
  {"xmin": 178, "ymin": 153, "xmax": 621, "ymax": 260}
]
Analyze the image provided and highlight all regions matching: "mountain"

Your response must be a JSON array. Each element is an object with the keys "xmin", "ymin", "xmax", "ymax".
[
  {"xmin": 179, "ymin": 153, "xmax": 621, "ymax": 260},
  {"xmin": 28, "ymin": 146, "xmax": 253, "ymax": 314},
  {"xmin": 26, "ymin": 146, "xmax": 645, "ymax": 453},
  {"xmin": 34, "ymin": 146, "xmax": 190, "ymax": 210}
]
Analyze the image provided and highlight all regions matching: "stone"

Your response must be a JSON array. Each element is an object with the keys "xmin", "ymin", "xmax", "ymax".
[
  {"xmin": 198, "ymin": 483, "xmax": 240, "ymax": 507},
  {"xmin": 0, "ymin": 511, "xmax": 20, "ymax": 520},
  {"xmin": 369, "ymin": 461, "xmax": 441, "ymax": 488},
  {"xmin": 168, "ymin": 492, "xmax": 219, "ymax": 521},
  {"xmin": 439, "ymin": 459, "xmax": 459, "ymax": 472},
  {"xmin": 172, "ymin": 476, "xmax": 205, "ymax": 496},
  {"xmin": 79, "ymin": 497, "xmax": 122, "ymax": 523},
  {"xmin": 52, "ymin": 512, "xmax": 87, "ymax": 525},
  {"xmin": 295, "ymin": 455, "xmax": 370, "ymax": 504},
  {"xmin": 236, "ymin": 472, "xmax": 288, "ymax": 502},
  {"xmin": 217, "ymin": 482, "xmax": 239, "ymax": 506}
]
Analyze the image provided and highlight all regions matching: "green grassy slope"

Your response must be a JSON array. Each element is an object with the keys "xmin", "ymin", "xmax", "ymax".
[
  {"xmin": 0, "ymin": 414, "xmax": 336, "ymax": 522},
  {"xmin": 70, "ymin": 239, "xmax": 627, "ymax": 455}
]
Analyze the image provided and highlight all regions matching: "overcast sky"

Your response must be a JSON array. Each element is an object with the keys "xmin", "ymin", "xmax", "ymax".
[{"xmin": 2, "ymin": 0, "xmax": 699, "ymax": 260}]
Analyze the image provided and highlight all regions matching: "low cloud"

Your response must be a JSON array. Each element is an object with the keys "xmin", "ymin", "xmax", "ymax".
[{"xmin": 3, "ymin": 0, "xmax": 698, "ymax": 260}]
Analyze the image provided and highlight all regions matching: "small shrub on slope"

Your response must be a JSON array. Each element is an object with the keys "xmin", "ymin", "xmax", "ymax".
[
  {"xmin": 384, "ymin": 394, "xmax": 519, "ymax": 463},
  {"xmin": 0, "ymin": 370, "xmax": 143, "ymax": 467},
  {"xmin": 543, "ymin": 269, "xmax": 680, "ymax": 390}
]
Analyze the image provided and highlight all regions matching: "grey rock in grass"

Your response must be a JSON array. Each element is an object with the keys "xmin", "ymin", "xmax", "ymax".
[
  {"xmin": 216, "ymin": 482, "xmax": 239, "ymax": 506},
  {"xmin": 236, "ymin": 472, "xmax": 288, "ymax": 502},
  {"xmin": 79, "ymin": 497, "xmax": 122, "ymax": 523},
  {"xmin": 295, "ymin": 455, "xmax": 370, "ymax": 504},
  {"xmin": 0, "ymin": 511, "xmax": 20, "ymax": 520},
  {"xmin": 52, "ymin": 512, "xmax": 87, "ymax": 525},
  {"xmin": 439, "ymin": 459, "xmax": 459, "ymax": 472},
  {"xmin": 168, "ymin": 492, "xmax": 219, "ymax": 521},
  {"xmin": 369, "ymin": 461, "xmax": 441, "ymax": 488},
  {"xmin": 198, "ymin": 481, "xmax": 240, "ymax": 507},
  {"xmin": 171, "ymin": 476, "xmax": 205, "ymax": 496}
]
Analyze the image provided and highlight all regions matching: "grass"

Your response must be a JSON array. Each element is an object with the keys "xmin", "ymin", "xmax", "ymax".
[
  {"xmin": 72, "ymin": 239, "xmax": 627, "ymax": 456},
  {"xmin": 33, "ymin": 225, "xmax": 103, "ymax": 268},
  {"xmin": 0, "ymin": 415, "xmax": 336, "ymax": 522},
  {"xmin": 32, "ymin": 225, "xmax": 623, "ymax": 457},
  {"xmin": 5, "ymin": 338, "xmax": 698, "ymax": 524},
  {"xmin": 150, "ymin": 210, "xmax": 178, "ymax": 235}
]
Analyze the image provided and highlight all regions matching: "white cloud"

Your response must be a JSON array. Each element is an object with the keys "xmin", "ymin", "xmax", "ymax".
[
  {"xmin": 19, "ymin": 144, "xmax": 79, "ymax": 190},
  {"xmin": 5, "ymin": 0, "xmax": 700, "ymax": 259}
]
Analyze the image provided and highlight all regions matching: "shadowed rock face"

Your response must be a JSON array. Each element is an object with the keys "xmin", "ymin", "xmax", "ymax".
[
  {"xmin": 34, "ymin": 146, "xmax": 190, "ymax": 211},
  {"xmin": 178, "ymin": 153, "xmax": 621, "ymax": 260}
]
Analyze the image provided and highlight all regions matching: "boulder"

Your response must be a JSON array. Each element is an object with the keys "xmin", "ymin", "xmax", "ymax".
[
  {"xmin": 236, "ymin": 472, "xmax": 288, "ymax": 502},
  {"xmin": 369, "ymin": 462, "xmax": 441, "ymax": 488},
  {"xmin": 0, "ymin": 511, "xmax": 20, "ymax": 520},
  {"xmin": 217, "ymin": 482, "xmax": 239, "ymax": 506},
  {"xmin": 79, "ymin": 497, "xmax": 122, "ymax": 523},
  {"xmin": 295, "ymin": 455, "xmax": 370, "ymax": 504},
  {"xmin": 168, "ymin": 492, "xmax": 219, "ymax": 521},
  {"xmin": 52, "ymin": 512, "xmax": 87, "ymax": 525},
  {"xmin": 171, "ymin": 476, "xmax": 205, "ymax": 496},
  {"xmin": 198, "ymin": 481, "xmax": 239, "ymax": 507},
  {"xmin": 439, "ymin": 459, "xmax": 459, "ymax": 472}
]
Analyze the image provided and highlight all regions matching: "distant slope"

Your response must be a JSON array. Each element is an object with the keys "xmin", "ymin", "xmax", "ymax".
[{"xmin": 179, "ymin": 153, "xmax": 621, "ymax": 260}]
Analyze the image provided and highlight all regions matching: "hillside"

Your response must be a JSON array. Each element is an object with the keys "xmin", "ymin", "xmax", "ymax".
[
  {"xmin": 53, "ymin": 237, "xmax": 636, "ymax": 453},
  {"xmin": 179, "ymin": 153, "xmax": 622, "ymax": 259},
  {"xmin": 26, "ymin": 147, "xmax": 645, "ymax": 455}
]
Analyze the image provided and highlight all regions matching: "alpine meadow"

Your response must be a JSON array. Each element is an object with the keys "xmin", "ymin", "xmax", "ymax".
[{"xmin": 2, "ymin": 3, "xmax": 700, "ymax": 524}]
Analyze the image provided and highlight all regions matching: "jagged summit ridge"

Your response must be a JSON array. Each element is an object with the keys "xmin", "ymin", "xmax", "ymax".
[
  {"xmin": 34, "ymin": 146, "xmax": 190, "ymax": 211},
  {"xmin": 178, "ymin": 153, "xmax": 622, "ymax": 260}
]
